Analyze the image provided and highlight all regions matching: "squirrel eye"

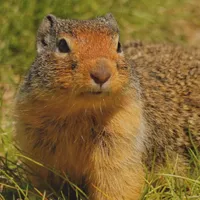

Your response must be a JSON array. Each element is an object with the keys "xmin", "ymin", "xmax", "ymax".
[
  {"xmin": 58, "ymin": 39, "xmax": 70, "ymax": 53},
  {"xmin": 117, "ymin": 41, "xmax": 122, "ymax": 53}
]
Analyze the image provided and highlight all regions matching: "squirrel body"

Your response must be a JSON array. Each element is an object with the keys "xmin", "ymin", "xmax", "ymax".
[
  {"xmin": 15, "ymin": 14, "xmax": 200, "ymax": 199},
  {"xmin": 125, "ymin": 42, "xmax": 200, "ymax": 166}
]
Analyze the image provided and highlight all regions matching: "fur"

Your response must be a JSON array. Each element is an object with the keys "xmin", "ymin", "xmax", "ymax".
[{"xmin": 15, "ymin": 14, "xmax": 200, "ymax": 200}]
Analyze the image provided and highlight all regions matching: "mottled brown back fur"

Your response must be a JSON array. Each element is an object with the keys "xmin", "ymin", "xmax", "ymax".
[{"xmin": 125, "ymin": 41, "xmax": 200, "ymax": 166}]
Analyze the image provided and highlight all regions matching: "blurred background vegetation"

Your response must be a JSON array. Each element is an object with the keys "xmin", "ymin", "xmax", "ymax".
[
  {"xmin": 0, "ymin": 0, "xmax": 200, "ymax": 198},
  {"xmin": 1, "ymin": 0, "xmax": 200, "ymax": 75}
]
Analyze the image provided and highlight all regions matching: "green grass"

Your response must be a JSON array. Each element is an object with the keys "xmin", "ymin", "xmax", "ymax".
[
  {"xmin": 1, "ymin": 150, "xmax": 200, "ymax": 199},
  {"xmin": 0, "ymin": 0, "xmax": 200, "ymax": 199}
]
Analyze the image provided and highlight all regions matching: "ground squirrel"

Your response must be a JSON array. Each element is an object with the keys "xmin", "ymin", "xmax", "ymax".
[{"xmin": 15, "ymin": 14, "xmax": 200, "ymax": 199}]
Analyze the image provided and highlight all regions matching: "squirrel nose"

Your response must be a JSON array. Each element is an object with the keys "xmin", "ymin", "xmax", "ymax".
[
  {"xmin": 90, "ymin": 72, "xmax": 111, "ymax": 86},
  {"xmin": 90, "ymin": 59, "xmax": 111, "ymax": 86}
]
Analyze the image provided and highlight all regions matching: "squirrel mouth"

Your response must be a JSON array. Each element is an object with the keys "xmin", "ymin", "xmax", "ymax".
[
  {"xmin": 90, "ymin": 91, "xmax": 102, "ymax": 95},
  {"xmin": 80, "ymin": 90, "xmax": 105, "ymax": 96}
]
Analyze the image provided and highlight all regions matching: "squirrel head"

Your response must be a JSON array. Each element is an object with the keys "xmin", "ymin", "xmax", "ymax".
[{"xmin": 25, "ymin": 14, "xmax": 133, "ymax": 111}]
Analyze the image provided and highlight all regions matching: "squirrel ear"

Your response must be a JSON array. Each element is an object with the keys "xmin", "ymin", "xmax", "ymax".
[
  {"xmin": 36, "ymin": 14, "xmax": 57, "ymax": 53},
  {"xmin": 104, "ymin": 13, "xmax": 119, "ymax": 31},
  {"xmin": 104, "ymin": 13, "xmax": 115, "ymax": 20}
]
